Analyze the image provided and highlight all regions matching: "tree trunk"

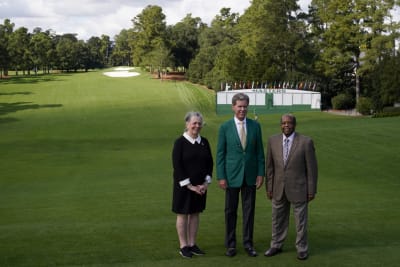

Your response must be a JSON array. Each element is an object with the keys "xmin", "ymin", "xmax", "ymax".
[{"xmin": 355, "ymin": 65, "xmax": 360, "ymax": 105}]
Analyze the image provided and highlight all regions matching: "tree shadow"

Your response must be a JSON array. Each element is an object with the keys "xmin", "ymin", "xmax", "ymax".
[
  {"xmin": 0, "ymin": 92, "xmax": 33, "ymax": 96},
  {"xmin": 0, "ymin": 102, "xmax": 63, "ymax": 123},
  {"xmin": 0, "ymin": 74, "xmax": 71, "ymax": 85},
  {"xmin": 0, "ymin": 117, "xmax": 19, "ymax": 124}
]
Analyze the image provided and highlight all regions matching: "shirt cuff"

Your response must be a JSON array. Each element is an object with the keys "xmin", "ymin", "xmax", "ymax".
[
  {"xmin": 205, "ymin": 175, "xmax": 212, "ymax": 184},
  {"xmin": 179, "ymin": 178, "xmax": 191, "ymax": 187}
]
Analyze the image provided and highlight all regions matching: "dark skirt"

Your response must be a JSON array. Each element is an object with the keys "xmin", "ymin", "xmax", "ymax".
[{"xmin": 172, "ymin": 184, "xmax": 206, "ymax": 214}]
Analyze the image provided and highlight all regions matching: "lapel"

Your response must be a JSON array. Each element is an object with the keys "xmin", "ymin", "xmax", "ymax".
[
  {"xmin": 286, "ymin": 133, "xmax": 298, "ymax": 164},
  {"xmin": 279, "ymin": 134, "xmax": 285, "ymax": 166},
  {"xmin": 231, "ymin": 118, "xmax": 250, "ymax": 150},
  {"xmin": 230, "ymin": 119, "xmax": 242, "ymax": 148}
]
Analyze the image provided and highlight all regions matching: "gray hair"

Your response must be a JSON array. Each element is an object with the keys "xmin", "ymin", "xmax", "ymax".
[
  {"xmin": 185, "ymin": 111, "xmax": 203, "ymax": 123},
  {"xmin": 184, "ymin": 111, "xmax": 203, "ymax": 131}
]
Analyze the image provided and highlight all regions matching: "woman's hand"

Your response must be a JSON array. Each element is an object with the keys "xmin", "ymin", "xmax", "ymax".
[{"xmin": 188, "ymin": 184, "xmax": 206, "ymax": 195}]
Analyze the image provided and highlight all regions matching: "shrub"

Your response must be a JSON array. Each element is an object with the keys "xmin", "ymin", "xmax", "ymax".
[
  {"xmin": 331, "ymin": 93, "xmax": 355, "ymax": 110},
  {"xmin": 383, "ymin": 106, "xmax": 400, "ymax": 113},
  {"xmin": 372, "ymin": 106, "xmax": 400, "ymax": 118},
  {"xmin": 356, "ymin": 97, "xmax": 373, "ymax": 115}
]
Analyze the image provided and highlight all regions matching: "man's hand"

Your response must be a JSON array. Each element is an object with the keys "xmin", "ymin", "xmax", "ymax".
[
  {"xmin": 256, "ymin": 176, "xmax": 264, "ymax": 189},
  {"xmin": 218, "ymin": 179, "xmax": 227, "ymax": 190}
]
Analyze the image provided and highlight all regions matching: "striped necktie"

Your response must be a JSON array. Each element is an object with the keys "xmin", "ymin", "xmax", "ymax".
[{"xmin": 284, "ymin": 138, "xmax": 290, "ymax": 165}]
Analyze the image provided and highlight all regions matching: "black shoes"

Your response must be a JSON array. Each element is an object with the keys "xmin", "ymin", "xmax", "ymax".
[
  {"xmin": 180, "ymin": 244, "xmax": 305, "ymax": 259},
  {"xmin": 190, "ymin": 244, "xmax": 205, "ymax": 256},
  {"xmin": 179, "ymin": 246, "xmax": 193, "ymax": 258},
  {"xmin": 179, "ymin": 245, "xmax": 205, "ymax": 258},
  {"xmin": 225, "ymin": 247, "xmax": 257, "ymax": 257},
  {"xmin": 297, "ymin": 251, "xmax": 308, "ymax": 260},
  {"xmin": 264, "ymin": 247, "xmax": 283, "ymax": 257},
  {"xmin": 225, "ymin": 248, "xmax": 237, "ymax": 257},
  {"xmin": 245, "ymin": 247, "xmax": 258, "ymax": 257}
]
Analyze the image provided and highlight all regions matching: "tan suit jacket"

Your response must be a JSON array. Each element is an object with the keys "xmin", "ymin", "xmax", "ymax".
[{"xmin": 266, "ymin": 133, "xmax": 318, "ymax": 202}]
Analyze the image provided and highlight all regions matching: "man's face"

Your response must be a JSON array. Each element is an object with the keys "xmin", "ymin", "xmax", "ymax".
[
  {"xmin": 281, "ymin": 116, "xmax": 295, "ymax": 137},
  {"xmin": 232, "ymin": 100, "xmax": 248, "ymax": 121}
]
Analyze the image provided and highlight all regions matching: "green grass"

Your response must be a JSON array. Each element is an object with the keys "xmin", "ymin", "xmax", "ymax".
[{"xmin": 1, "ymin": 69, "xmax": 400, "ymax": 267}]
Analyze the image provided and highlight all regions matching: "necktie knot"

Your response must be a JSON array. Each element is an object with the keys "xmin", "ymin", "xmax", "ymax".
[{"xmin": 284, "ymin": 138, "xmax": 289, "ymax": 145}]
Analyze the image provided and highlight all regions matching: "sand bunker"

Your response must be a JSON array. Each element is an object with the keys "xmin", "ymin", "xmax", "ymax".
[{"xmin": 103, "ymin": 67, "xmax": 140, "ymax": 77}]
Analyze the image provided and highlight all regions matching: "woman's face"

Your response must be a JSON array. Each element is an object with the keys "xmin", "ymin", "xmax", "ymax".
[{"xmin": 186, "ymin": 116, "xmax": 203, "ymax": 137}]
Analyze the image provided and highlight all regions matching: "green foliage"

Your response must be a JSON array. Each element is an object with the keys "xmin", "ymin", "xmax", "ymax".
[
  {"xmin": 30, "ymin": 31, "xmax": 53, "ymax": 73},
  {"xmin": 372, "ymin": 106, "xmax": 400, "ymax": 118},
  {"xmin": 331, "ymin": 93, "xmax": 355, "ymax": 110},
  {"xmin": 186, "ymin": 8, "xmax": 239, "ymax": 89},
  {"xmin": 236, "ymin": 0, "xmax": 306, "ymax": 82},
  {"xmin": 131, "ymin": 5, "xmax": 168, "ymax": 68},
  {"xmin": 1, "ymin": 1, "xmax": 400, "ymax": 115},
  {"xmin": 0, "ymin": 19, "xmax": 113, "ymax": 75},
  {"xmin": 169, "ymin": 14, "xmax": 203, "ymax": 69},
  {"xmin": 111, "ymin": 29, "xmax": 133, "ymax": 66},
  {"xmin": 356, "ymin": 97, "xmax": 373, "ymax": 115},
  {"xmin": 310, "ymin": 0, "xmax": 397, "ymax": 105},
  {"xmin": 0, "ymin": 19, "xmax": 14, "ymax": 76},
  {"xmin": 368, "ymin": 55, "xmax": 400, "ymax": 108}
]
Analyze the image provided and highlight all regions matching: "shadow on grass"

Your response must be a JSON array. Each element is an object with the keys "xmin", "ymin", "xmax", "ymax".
[
  {"xmin": 0, "ymin": 92, "xmax": 33, "ymax": 96},
  {"xmin": 0, "ymin": 73, "xmax": 71, "ymax": 85},
  {"xmin": 0, "ymin": 117, "xmax": 19, "ymax": 124},
  {"xmin": 0, "ymin": 102, "xmax": 63, "ymax": 122}
]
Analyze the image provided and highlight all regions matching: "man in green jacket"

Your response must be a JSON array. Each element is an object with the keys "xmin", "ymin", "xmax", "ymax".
[{"xmin": 216, "ymin": 93, "xmax": 265, "ymax": 257}]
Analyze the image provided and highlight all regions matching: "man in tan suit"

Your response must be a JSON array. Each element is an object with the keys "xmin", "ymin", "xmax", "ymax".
[{"xmin": 264, "ymin": 114, "xmax": 318, "ymax": 260}]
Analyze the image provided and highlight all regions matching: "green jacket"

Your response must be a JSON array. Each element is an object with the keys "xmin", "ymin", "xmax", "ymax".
[{"xmin": 216, "ymin": 118, "xmax": 265, "ymax": 187}]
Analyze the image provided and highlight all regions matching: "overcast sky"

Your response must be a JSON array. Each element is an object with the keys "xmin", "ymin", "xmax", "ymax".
[{"xmin": 0, "ymin": 0, "xmax": 312, "ymax": 40}]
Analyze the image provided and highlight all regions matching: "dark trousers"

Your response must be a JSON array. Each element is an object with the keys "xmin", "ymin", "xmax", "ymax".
[{"xmin": 225, "ymin": 184, "xmax": 256, "ymax": 248}]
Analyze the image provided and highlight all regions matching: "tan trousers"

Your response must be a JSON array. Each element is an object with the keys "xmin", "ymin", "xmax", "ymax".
[{"xmin": 270, "ymin": 193, "xmax": 309, "ymax": 253}]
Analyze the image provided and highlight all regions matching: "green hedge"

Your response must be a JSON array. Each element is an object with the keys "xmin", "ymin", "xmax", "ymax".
[
  {"xmin": 356, "ymin": 97, "xmax": 373, "ymax": 115},
  {"xmin": 332, "ymin": 93, "xmax": 355, "ymax": 110},
  {"xmin": 372, "ymin": 106, "xmax": 400, "ymax": 118}
]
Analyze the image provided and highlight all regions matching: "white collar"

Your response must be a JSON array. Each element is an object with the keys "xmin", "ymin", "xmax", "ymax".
[
  {"xmin": 283, "ymin": 132, "xmax": 295, "ymax": 142},
  {"xmin": 183, "ymin": 132, "xmax": 202, "ymax": 144},
  {"xmin": 234, "ymin": 117, "xmax": 246, "ymax": 125}
]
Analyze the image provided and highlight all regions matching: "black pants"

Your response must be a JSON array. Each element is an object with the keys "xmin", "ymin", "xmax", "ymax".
[{"xmin": 224, "ymin": 184, "xmax": 256, "ymax": 248}]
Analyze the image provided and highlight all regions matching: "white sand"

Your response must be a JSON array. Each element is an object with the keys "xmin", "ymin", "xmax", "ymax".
[
  {"xmin": 103, "ymin": 67, "xmax": 140, "ymax": 77},
  {"xmin": 113, "ymin": 67, "xmax": 135, "ymax": 71}
]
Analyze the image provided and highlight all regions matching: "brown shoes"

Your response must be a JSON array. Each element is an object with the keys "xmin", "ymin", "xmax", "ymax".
[
  {"xmin": 264, "ymin": 247, "xmax": 309, "ymax": 260},
  {"xmin": 264, "ymin": 247, "xmax": 282, "ymax": 257},
  {"xmin": 297, "ymin": 251, "xmax": 308, "ymax": 260}
]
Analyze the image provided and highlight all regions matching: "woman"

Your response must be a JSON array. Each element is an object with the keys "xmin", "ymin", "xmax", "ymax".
[{"xmin": 172, "ymin": 111, "xmax": 213, "ymax": 258}]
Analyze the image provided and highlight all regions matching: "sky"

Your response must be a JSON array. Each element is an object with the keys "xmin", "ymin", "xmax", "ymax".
[{"xmin": 0, "ymin": 0, "xmax": 312, "ymax": 40}]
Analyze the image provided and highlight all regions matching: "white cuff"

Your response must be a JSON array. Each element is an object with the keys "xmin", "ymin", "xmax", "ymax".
[
  {"xmin": 205, "ymin": 175, "xmax": 212, "ymax": 184},
  {"xmin": 179, "ymin": 178, "xmax": 191, "ymax": 187}
]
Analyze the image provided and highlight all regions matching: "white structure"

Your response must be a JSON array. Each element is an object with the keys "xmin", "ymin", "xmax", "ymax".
[{"xmin": 216, "ymin": 89, "xmax": 321, "ymax": 115}]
